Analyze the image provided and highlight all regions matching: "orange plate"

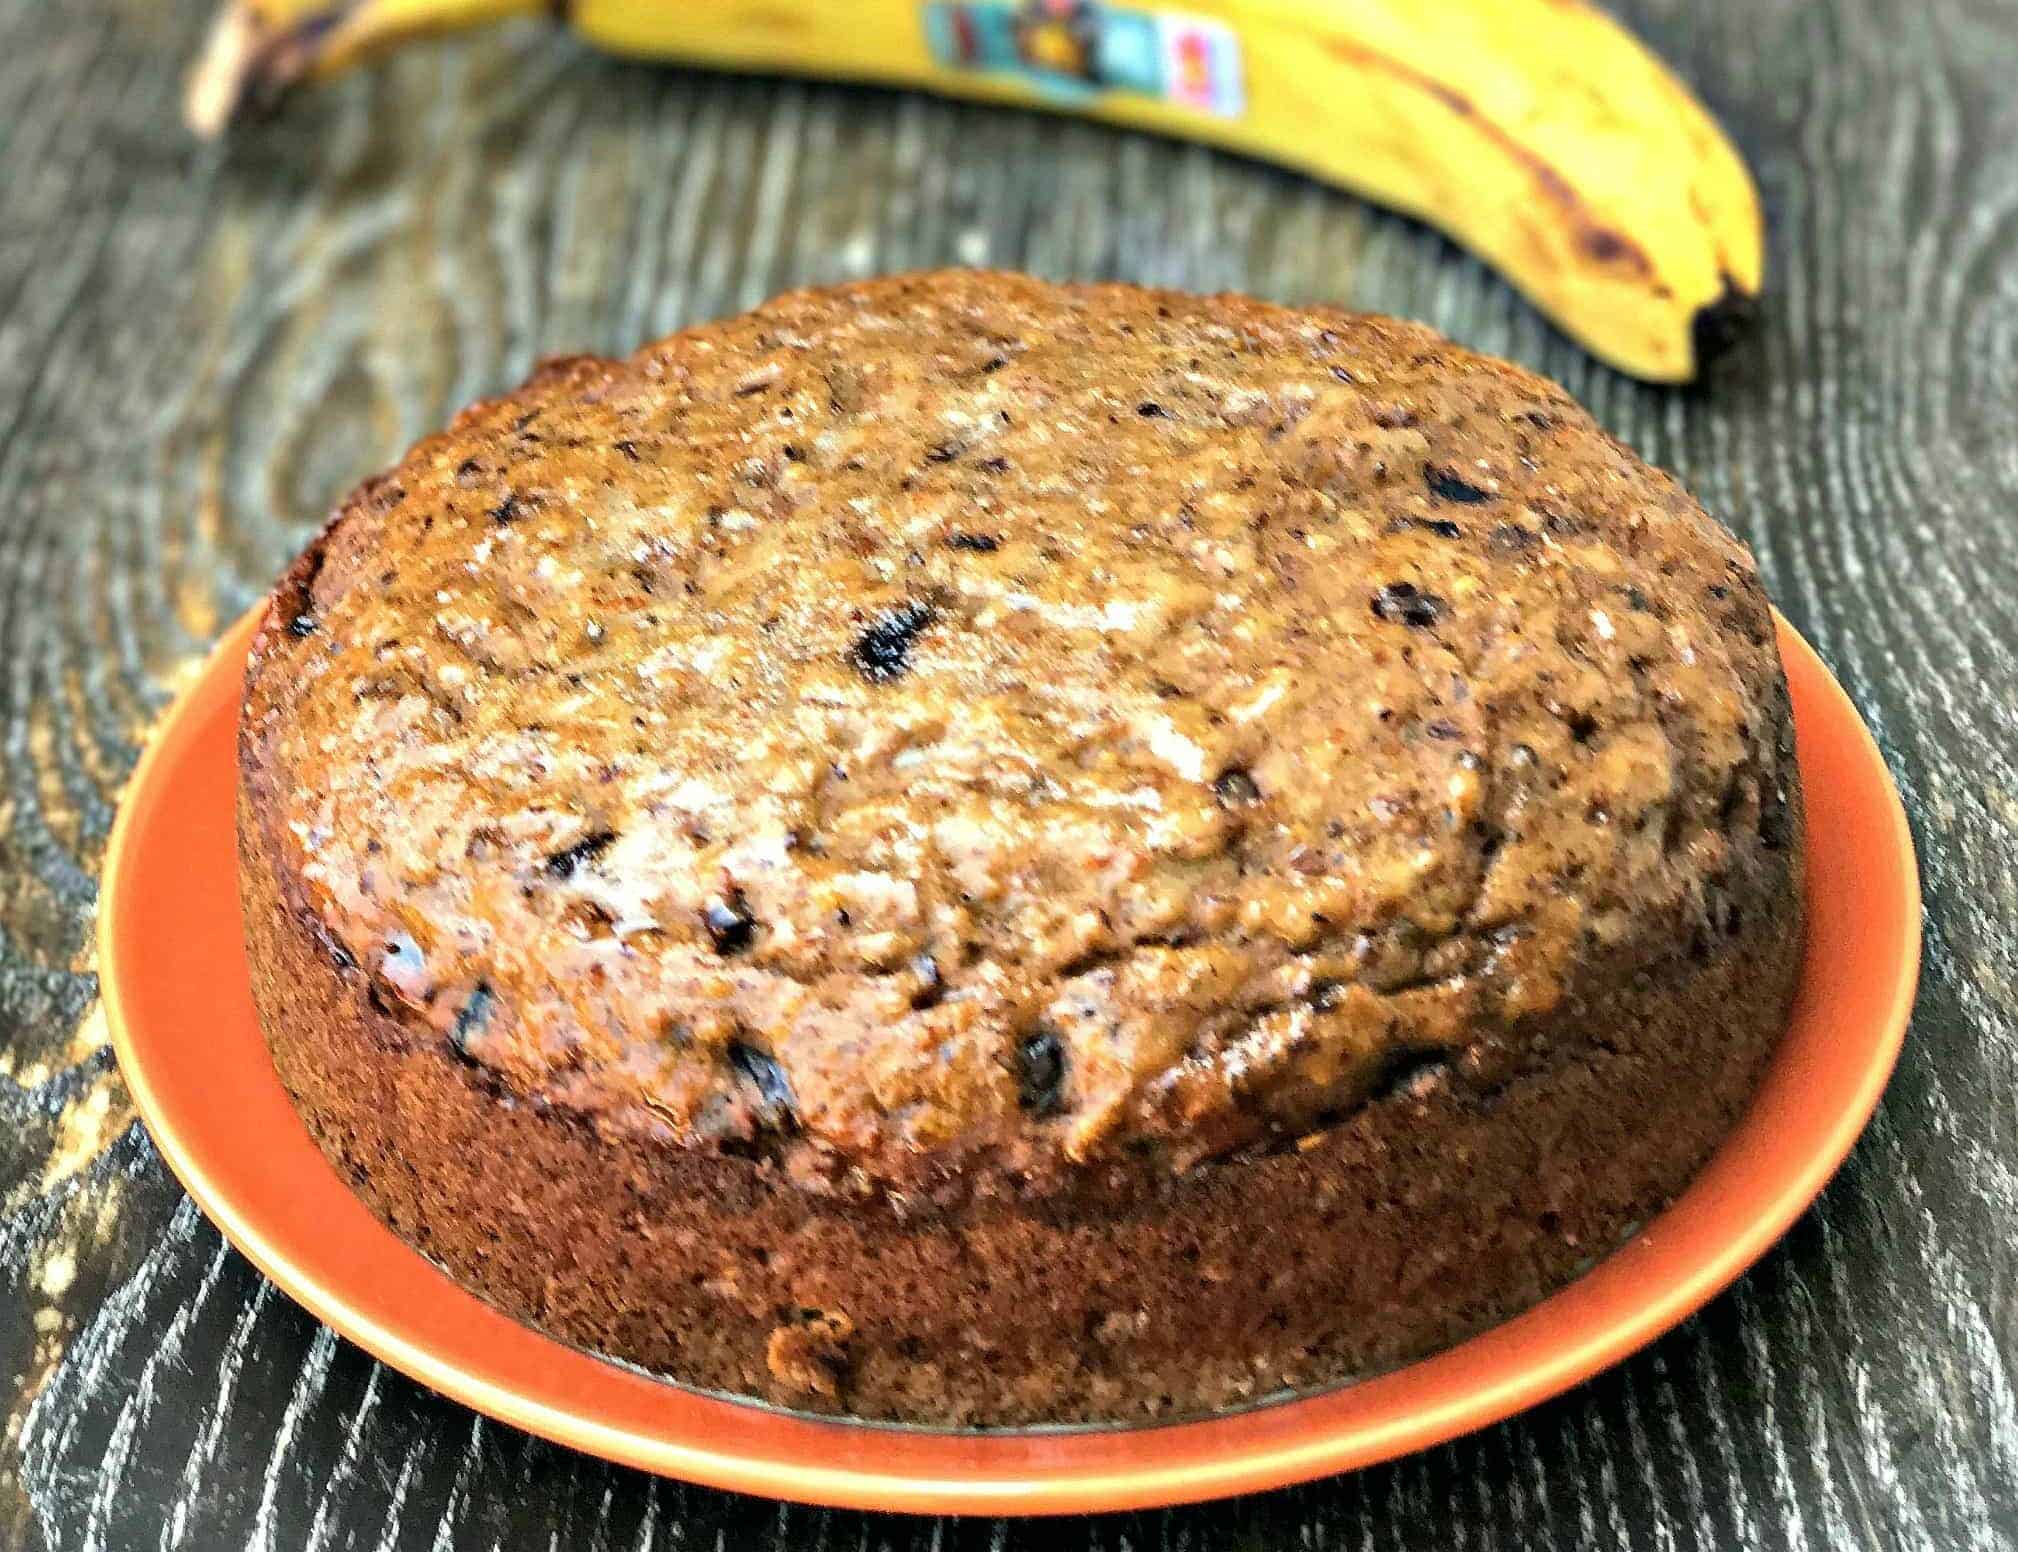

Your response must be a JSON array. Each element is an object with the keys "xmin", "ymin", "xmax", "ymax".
[{"xmin": 102, "ymin": 608, "xmax": 1920, "ymax": 1516}]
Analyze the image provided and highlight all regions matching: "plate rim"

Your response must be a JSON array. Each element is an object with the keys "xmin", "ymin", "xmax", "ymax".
[{"xmin": 101, "ymin": 605, "xmax": 1921, "ymax": 1515}]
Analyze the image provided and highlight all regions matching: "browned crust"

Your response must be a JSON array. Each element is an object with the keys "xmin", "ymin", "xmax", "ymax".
[
  {"xmin": 243, "ymin": 274, "xmax": 1802, "ymax": 1202},
  {"xmin": 240, "ymin": 741, "xmax": 1801, "ymax": 1424},
  {"xmin": 237, "ymin": 277, "xmax": 1807, "ymax": 1424}
]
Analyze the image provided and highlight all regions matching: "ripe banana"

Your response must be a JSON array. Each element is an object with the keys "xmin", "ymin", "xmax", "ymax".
[{"xmin": 187, "ymin": 0, "xmax": 1763, "ymax": 382}]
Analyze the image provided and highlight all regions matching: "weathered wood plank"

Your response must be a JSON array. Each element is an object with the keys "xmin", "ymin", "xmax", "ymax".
[{"xmin": 2, "ymin": 0, "xmax": 2016, "ymax": 1546}]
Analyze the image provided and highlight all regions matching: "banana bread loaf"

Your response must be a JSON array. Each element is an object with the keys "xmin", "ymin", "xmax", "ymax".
[{"xmin": 238, "ymin": 271, "xmax": 1804, "ymax": 1425}]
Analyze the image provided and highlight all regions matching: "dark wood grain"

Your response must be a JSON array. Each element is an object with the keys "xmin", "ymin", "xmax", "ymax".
[{"xmin": 3, "ymin": 0, "xmax": 2015, "ymax": 1545}]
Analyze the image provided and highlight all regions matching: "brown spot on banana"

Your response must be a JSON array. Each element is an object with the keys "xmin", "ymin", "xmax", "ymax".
[
  {"xmin": 1577, "ymin": 225, "xmax": 1655, "ymax": 278},
  {"xmin": 1321, "ymin": 36, "xmax": 1656, "ymax": 285}
]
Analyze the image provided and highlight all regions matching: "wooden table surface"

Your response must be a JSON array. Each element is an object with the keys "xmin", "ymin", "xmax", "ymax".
[{"xmin": 4, "ymin": 0, "xmax": 2015, "ymax": 1546}]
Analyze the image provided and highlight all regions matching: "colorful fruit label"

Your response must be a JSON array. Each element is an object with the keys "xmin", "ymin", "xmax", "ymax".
[{"xmin": 923, "ymin": 0, "xmax": 1246, "ymax": 119}]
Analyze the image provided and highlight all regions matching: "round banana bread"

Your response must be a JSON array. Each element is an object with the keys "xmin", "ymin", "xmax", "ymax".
[{"xmin": 238, "ymin": 270, "xmax": 1804, "ymax": 1426}]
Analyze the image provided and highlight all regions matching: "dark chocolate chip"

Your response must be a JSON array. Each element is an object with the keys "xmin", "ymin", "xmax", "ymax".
[
  {"xmin": 1758, "ymin": 784, "xmax": 1793, "ymax": 850},
  {"xmin": 1489, "ymin": 523, "xmax": 1539, "ymax": 556},
  {"xmin": 1308, "ymin": 977, "xmax": 1346, "ymax": 1012},
  {"xmin": 1213, "ymin": 767, "xmax": 1262, "ymax": 805},
  {"xmin": 1016, "ymin": 1031, "xmax": 1067, "ymax": 1115},
  {"xmin": 727, "ymin": 1039, "xmax": 797, "ymax": 1129},
  {"xmin": 319, "ymin": 927, "xmax": 358, "ymax": 974},
  {"xmin": 1568, "ymin": 712, "xmax": 1600, "ymax": 745},
  {"xmin": 489, "ymin": 492, "xmax": 523, "ymax": 524},
  {"xmin": 1370, "ymin": 1047, "xmax": 1452, "ymax": 1103},
  {"xmin": 924, "ymin": 438, "xmax": 964, "ymax": 464},
  {"xmin": 703, "ymin": 889, "xmax": 757, "ymax": 954},
  {"xmin": 1423, "ymin": 464, "xmax": 1494, "ymax": 504},
  {"xmin": 544, "ymin": 828, "xmax": 616, "ymax": 879},
  {"xmin": 947, "ymin": 532, "xmax": 1000, "ymax": 552},
  {"xmin": 1136, "ymin": 401, "xmax": 1168, "ymax": 418},
  {"xmin": 975, "ymin": 456, "xmax": 1011, "ymax": 475},
  {"xmin": 1413, "ymin": 517, "xmax": 1465, "ymax": 540},
  {"xmin": 850, "ymin": 601, "xmax": 937, "ymax": 683},
  {"xmin": 614, "ymin": 439, "xmax": 642, "ymax": 462},
  {"xmin": 287, "ymin": 613, "xmax": 318, "ymax": 638},
  {"xmin": 1425, "ymin": 718, "xmax": 1462, "ymax": 741},
  {"xmin": 450, "ymin": 981, "xmax": 494, "ymax": 1059},
  {"xmin": 910, "ymin": 953, "xmax": 944, "ymax": 1008},
  {"xmin": 1371, "ymin": 582, "xmax": 1446, "ymax": 628}
]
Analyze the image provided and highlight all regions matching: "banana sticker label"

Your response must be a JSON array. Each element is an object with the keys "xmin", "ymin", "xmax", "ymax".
[{"xmin": 924, "ymin": 0, "xmax": 1246, "ymax": 119}]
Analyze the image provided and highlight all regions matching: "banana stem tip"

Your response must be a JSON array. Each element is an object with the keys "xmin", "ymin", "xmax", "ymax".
[{"xmin": 186, "ymin": 3, "xmax": 348, "ymax": 137}]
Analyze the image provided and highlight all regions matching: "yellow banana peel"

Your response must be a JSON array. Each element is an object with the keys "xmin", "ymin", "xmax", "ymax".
[{"xmin": 187, "ymin": 0, "xmax": 1763, "ymax": 382}]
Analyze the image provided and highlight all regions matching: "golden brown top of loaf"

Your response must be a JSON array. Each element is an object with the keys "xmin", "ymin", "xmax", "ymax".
[{"xmin": 241, "ymin": 271, "xmax": 1798, "ymax": 1200}]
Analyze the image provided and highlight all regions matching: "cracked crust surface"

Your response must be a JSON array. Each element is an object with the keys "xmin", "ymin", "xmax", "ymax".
[
  {"xmin": 241, "ymin": 272, "xmax": 1804, "ymax": 1421},
  {"xmin": 240, "ymin": 271, "xmax": 1798, "ymax": 1205},
  {"xmin": 240, "ymin": 270, "xmax": 1800, "ymax": 1194}
]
